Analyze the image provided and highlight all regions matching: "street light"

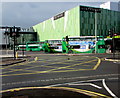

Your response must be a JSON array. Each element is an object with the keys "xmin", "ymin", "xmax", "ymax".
[
  {"xmin": 22, "ymin": 34, "xmax": 24, "ymax": 56},
  {"xmin": 4, "ymin": 31, "xmax": 9, "ymax": 55},
  {"xmin": 95, "ymin": 10, "xmax": 97, "ymax": 54},
  {"xmin": 80, "ymin": 6, "xmax": 101, "ymax": 54}
]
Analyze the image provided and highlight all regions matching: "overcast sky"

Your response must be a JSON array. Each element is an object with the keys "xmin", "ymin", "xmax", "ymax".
[
  {"xmin": 0, "ymin": 1, "xmax": 119, "ymax": 44},
  {"xmin": 1, "ymin": 2, "xmax": 104, "ymax": 28}
]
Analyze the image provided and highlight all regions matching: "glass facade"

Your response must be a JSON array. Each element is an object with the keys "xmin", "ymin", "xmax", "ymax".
[{"xmin": 80, "ymin": 6, "xmax": 120, "ymax": 37}]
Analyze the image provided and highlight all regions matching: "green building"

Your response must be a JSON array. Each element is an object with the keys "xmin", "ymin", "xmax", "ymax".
[
  {"xmin": 16, "ymin": 27, "xmax": 37, "ymax": 45},
  {"xmin": 33, "ymin": 5, "xmax": 120, "ymax": 41}
]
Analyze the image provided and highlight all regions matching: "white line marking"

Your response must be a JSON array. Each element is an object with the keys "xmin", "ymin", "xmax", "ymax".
[
  {"xmin": 90, "ymin": 83, "xmax": 102, "ymax": 89},
  {"xmin": 102, "ymin": 79, "xmax": 118, "ymax": 98},
  {"xmin": 45, "ymin": 79, "xmax": 104, "ymax": 88},
  {"xmin": 108, "ymin": 77, "xmax": 119, "ymax": 80},
  {"xmin": 67, "ymin": 83, "xmax": 102, "ymax": 89},
  {"xmin": 2, "ymin": 74, "xmax": 119, "ymax": 86}
]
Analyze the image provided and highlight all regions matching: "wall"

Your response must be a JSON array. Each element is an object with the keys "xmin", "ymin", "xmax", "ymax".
[
  {"xmin": 33, "ymin": 6, "xmax": 80, "ymax": 41},
  {"xmin": 80, "ymin": 6, "xmax": 120, "ymax": 36},
  {"xmin": 33, "ymin": 5, "xmax": 120, "ymax": 41}
]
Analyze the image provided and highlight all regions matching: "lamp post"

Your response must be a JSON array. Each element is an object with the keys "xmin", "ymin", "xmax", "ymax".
[
  {"xmin": 80, "ymin": 6, "xmax": 101, "ymax": 54},
  {"xmin": 5, "ymin": 31, "xmax": 8, "ymax": 55},
  {"xmin": 22, "ymin": 34, "xmax": 24, "ymax": 56},
  {"xmin": 112, "ymin": 28, "xmax": 115, "ymax": 59},
  {"xmin": 95, "ymin": 10, "xmax": 97, "ymax": 54},
  {"xmin": 13, "ymin": 26, "xmax": 16, "ymax": 59}
]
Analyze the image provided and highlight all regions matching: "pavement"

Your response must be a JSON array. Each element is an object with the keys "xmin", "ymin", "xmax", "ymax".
[
  {"xmin": 0, "ymin": 53, "xmax": 28, "ymax": 66},
  {"xmin": 1, "ymin": 58, "xmax": 27, "ymax": 66}
]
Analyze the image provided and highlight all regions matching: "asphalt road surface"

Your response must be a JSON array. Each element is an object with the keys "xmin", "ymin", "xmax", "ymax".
[{"xmin": 1, "ymin": 51, "xmax": 120, "ymax": 97}]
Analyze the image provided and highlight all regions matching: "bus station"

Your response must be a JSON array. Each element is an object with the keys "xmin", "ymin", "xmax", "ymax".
[
  {"xmin": 1, "ymin": 5, "xmax": 120, "ymax": 55},
  {"xmin": 1, "ymin": 2, "xmax": 120, "ymax": 98}
]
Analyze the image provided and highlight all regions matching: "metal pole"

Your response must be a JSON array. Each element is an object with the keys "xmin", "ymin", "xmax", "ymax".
[
  {"xmin": 95, "ymin": 10, "xmax": 97, "ymax": 54},
  {"xmin": 112, "ymin": 28, "xmax": 115, "ymax": 59},
  {"xmin": 5, "ymin": 34, "xmax": 8, "ymax": 55},
  {"xmin": 13, "ymin": 35, "xmax": 16, "ymax": 59},
  {"xmin": 13, "ymin": 26, "xmax": 16, "ymax": 59},
  {"xmin": 8, "ymin": 35, "xmax": 11, "ymax": 50},
  {"xmin": 22, "ymin": 37, "xmax": 24, "ymax": 56},
  {"xmin": 113, "ymin": 38, "xmax": 115, "ymax": 59}
]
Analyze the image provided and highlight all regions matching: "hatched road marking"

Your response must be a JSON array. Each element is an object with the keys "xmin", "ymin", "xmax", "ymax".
[{"xmin": 1, "ymin": 56, "xmax": 101, "ymax": 77}]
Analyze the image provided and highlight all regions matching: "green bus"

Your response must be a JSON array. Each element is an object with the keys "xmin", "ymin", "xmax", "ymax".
[
  {"xmin": 42, "ymin": 39, "xmax": 62, "ymax": 53},
  {"xmin": 16, "ymin": 45, "xmax": 27, "ymax": 51},
  {"xmin": 26, "ymin": 41, "xmax": 44, "ymax": 51},
  {"xmin": 105, "ymin": 35, "xmax": 120, "ymax": 53},
  {"xmin": 62, "ymin": 36, "xmax": 106, "ymax": 53}
]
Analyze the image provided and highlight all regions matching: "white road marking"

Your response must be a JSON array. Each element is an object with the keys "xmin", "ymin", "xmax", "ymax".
[
  {"xmin": 102, "ymin": 79, "xmax": 118, "ymax": 98},
  {"xmin": 90, "ymin": 83, "xmax": 102, "ymax": 89},
  {"xmin": 45, "ymin": 79, "xmax": 104, "ymax": 88},
  {"xmin": 113, "ymin": 62, "xmax": 120, "ymax": 64},
  {"xmin": 67, "ymin": 83, "xmax": 102, "ymax": 89},
  {"xmin": 1, "ymin": 76, "xmax": 119, "ymax": 97},
  {"xmin": 108, "ymin": 77, "xmax": 119, "ymax": 80},
  {"xmin": 2, "ymin": 74, "xmax": 119, "ymax": 86}
]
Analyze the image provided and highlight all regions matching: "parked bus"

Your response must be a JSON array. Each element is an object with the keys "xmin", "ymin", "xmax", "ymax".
[
  {"xmin": 62, "ymin": 36, "xmax": 106, "ymax": 53},
  {"xmin": 26, "ymin": 41, "xmax": 44, "ymax": 51},
  {"xmin": 42, "ymin": 39, "xmax": 62, "ymax": 53},
  {"xmin": 105, "ymin": 35, "xmax": 120, "ymax": 53},
  {"xmin": 16, "ymin": 45, "xmax": 27, "ymax": 51}
]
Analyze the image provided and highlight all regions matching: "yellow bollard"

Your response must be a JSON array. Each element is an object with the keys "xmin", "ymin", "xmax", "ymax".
[
  {"xmin": 16, "ymin": 52, "xmax": 18, "ymax": 59},
  {"xmin": 34, "ymin": 57, "xmax": 38, "ymax": 61}
]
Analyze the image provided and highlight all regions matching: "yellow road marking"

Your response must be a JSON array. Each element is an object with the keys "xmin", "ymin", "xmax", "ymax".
[
  {"xmin": 44, "ymin": 59, "xmax": 97, "ymax": 72},
  {"xmin": 1, "ymin": 86, "xmax": 110, "ymax": 97},
  {"xmin": 1, "ymin": 65, "xmax": 58, "ymax": 74},
  {"xmin": 2, "ymin": 57, "xmax": 95, "ymax": 74},
  {"xmin": 93, "ymin": 57, "xmax": 101, "ymax": 70},
  {"xmin": 1, "ymin": 61, "xmax": 74, "ymax": 74},
  {"xmin": 1, "ymin": 60, "xmax": 99, "ymax": 77},
  {"xmin": 1, "ymin": 56, "xmax": 101, "ymax": 77},
  {"xmin": 1, "ymin": 57, "xmax": 77, "ymax": 70},
  {"xmin": 1, "ymin": 57, "xmax": 64, "ymax": 70},
  {"xmin": 82, "ymin": 65, "xmax": 91, "ymax": 66},
  {"xmin": 51, "ymin": 68, "xmax": 92, "ymax": 73},
  {"xmin": 1, "ymin": 64, "xmax": 91, "ymax": 75}
]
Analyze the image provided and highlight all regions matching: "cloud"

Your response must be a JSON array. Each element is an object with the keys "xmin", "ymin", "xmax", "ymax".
[
  {"xmin": 2, "ymin": 2, "xmax": 103, "ymax": 28},
  {"xmin": 1, "ymin": 0, "xmax": 120, "ymax": 2}
]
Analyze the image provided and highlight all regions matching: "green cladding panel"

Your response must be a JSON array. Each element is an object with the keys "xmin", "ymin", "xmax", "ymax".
[
  {"xmin": 33, "ymin": 6, "xmax": 80, "ymax": 41},
  {"xmin": 16, "ymin": 33, "xmax": 37, "ymax": 45},
  {"xmin": 80, "ymin": 6, "xmax": 120, "ymax": 36},
  {"xmin": 33, "ymin": 5, "xmax": 120, "ymax": 41}
]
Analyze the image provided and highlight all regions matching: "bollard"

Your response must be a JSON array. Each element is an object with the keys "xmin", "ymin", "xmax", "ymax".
[
  {"xmin": 34, "ymin": 57, "xmax": 38, "ymax": 61},
  {"xmin": 16, "ymin": 52, "xmax": 18, "ymax": 59}
]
